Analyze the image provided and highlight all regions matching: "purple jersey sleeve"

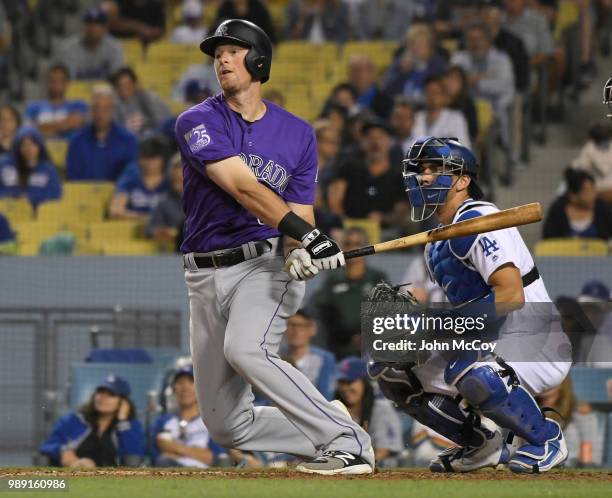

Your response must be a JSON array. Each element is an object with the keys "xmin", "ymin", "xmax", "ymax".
[
  {"xmin": 282, "ymin": 128, "xmax": 317, "ymax": 205},
  {"xmin": 175, "ymin": 106, "xmax": 239, "ymax": 168}
]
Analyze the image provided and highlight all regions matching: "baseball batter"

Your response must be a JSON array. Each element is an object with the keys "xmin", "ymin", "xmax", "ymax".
[
  {"xmin": 175, "ymin": 19, "xmax": 373, "ymax": 475},
  {"xmin": 372, "ymin": 137, "xmax": 570, "ymax": 473}
]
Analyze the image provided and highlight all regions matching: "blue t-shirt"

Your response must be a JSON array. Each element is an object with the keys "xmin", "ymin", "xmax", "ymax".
[
  {"xmin": 25, "ymin": 100, "xmax": 88, "ymax": 139},
  {"xmin": 0, "ymin": 159, "xmax": 62, "ymax": 208},
  {"xmin": 174, "ymin": 94, "xmax": 318, "ymax": 253},
  {"xmin": 66, "ymin": 123, "xmax": 138, "ymax": 181},
  {"xmin": 116, "ymin": 162, "xmax": 168, "ymax": 214}
]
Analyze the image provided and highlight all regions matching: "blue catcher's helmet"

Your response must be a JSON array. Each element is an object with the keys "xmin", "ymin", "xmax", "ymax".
[{"xmin": 403, "ymin": 136, "xmax": 483, "ymax": 221}]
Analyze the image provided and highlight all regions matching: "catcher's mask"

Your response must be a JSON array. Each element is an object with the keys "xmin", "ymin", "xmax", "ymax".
[
  {"xmin": 403, "ymin": 136, "xmax": 464, "ymax": 222},
  {"xmin": 604, "ymin": 76, "xmax": 612, "ymax": 119}
]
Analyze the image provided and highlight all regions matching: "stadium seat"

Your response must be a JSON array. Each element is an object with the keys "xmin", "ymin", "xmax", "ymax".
[
  {"xmin": 66, "ymin": 80, "xmax": 105, "ymax": 101},
  {"xmin": 63, "ymin": 182, "xmax": 115, "ymax": 207},
  {"xmin": 37, "ymin": 201, "xmax": 104, "ymax": 224},
  {"xmin": 344, "ymin": 218, "xmax": 381, "ymax": 245},
  {"xmin": 534, "ymin": 238, "xmax": 609, "ymax": 257},
  {"xmin": 13, "ymin": 219, "xmax": 84, "ymax": 255},
  {"xmin": 570, "ymin": 367, "xmax": 612, "ymax": 404},
  {"xmin": 0, "ymin": 198, "xmax": 34, "ymax": 224},
  {"xmin": 475, "ymin": 98, "xmax": 494, "ymax": 144},
  {"xmin": 88, "ymin": 220, "xmax": 144, "ymax": 243},
  {"xmin": 69, "ymin": 362, "xmax": 168, "ymax": 420},
  {"xmin": 554, "ymin": 0, "xmax": 580, "ymax": 41},
  {"xmin": 98, "ymin": 240, "xmax": 159, "ymax": 255},
  {"xmin": 121, "ymin": 39, "xmax": 144, "ymax": 65},
  {"xmin": 45, "ymin": 139, "xmax": 69, "ymax": 170}
]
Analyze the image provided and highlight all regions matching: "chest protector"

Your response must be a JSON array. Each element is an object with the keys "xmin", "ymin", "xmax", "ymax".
[{"xmin": 425, "ymin": 201, "xmax": 495, "ymax": 306}]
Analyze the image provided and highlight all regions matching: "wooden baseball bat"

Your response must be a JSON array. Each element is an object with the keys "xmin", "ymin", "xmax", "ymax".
[{"xmin": 344, "ymin": 202, "xmax": 543, "ymax": 260}]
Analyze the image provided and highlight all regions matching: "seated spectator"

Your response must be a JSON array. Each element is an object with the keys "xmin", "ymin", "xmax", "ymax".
[
  {"xmin": 56, "ymin": 7, "xmax": 125, "ymax": 82},
  {"xmin": 146, "ymin": 153, "xmax": 184, "ymax": 251},
  {"xmin": 66, "ymin": 86, "xmax": 138, "ymax": 181},
  {"xmin": 442, "ymin": 66, "xmax": 478, "ymax": 144},
  {"xmin": 110, "ymin": 67, "xmax": 172, "ymax": 137},
  {"xmin": 312, "ymin": 227, "xmax": 388, "ymax": 358},
  {"xmin": 103, "ymin": 0, "xmax": 165, "ymax": 44},
  {"xmin": 285, "ymin": 0, "xmax": 349, "ymax": 44},
  {"xmin": 347, "ymin": 54, "xmax": 393, "ymax": 119},
  {"xmin": 542, "ymin": 168, "xmax": 612, "ymax": 240},
  {"xmin": 39, "ymin": 375, "xmax": 145, "ymax": 467},
  {"xmin": 213, "ymin": 0, "xmax": 276, "ymax": 44},
  {"xmin": 322, "ymin": 83, "xmax": 359, "ymax": 116},
  {"xmin": 0, "ymin": 213, "xmax": 16, "ymax": 255},
  {"xmin": 25, "ymin": 65, "xmax": 88, "ymax": 139},
  {"xmin": 151, "ymin": 365, "xmax": 214, "ymax": 468},
  {"xmin": 389, "ymin": 97, "xmax": 415, "ymax": 157},
  {"xmin": 381, "ymin": 23, "xmax": 447, "ymax": 102},
  {"xmin": 0, "ymin": 127, "xmax": 61, "ymax": 209},
  {"xmin": 171, "ymin": 0, "xmax": 207, "ymax": 44},
  {"xmin": 109, "ymin": 136, "xmax": 168, "ymax": 220},
  {"xmin": 451, "ymin": 23, "xmax": 514, "ymax": 149},
  {"xmin": 503, "ymin": 0, "xmax": 554, "ymax": 64},
  {"xmin": 335, "ymin": 357, "xmax": 403, "ymax": 464},
  {"xmin": 328, "ymin": 119, "xmax": 408, "ymax": 230},
  {"xmin": 412, "ymin": 76, "xmax": 471, "ymax": 148},
  {"xmin": 481, "ymin": 2, "xmax": 530, "ymax": 94},
  {"xmin": 537, "ymin": 377, "xmax": 605, "ymax": 467},
  {"xmin": 283, "ymin": 309, "xmax": 336, "ymax": 401},
  {"xmin": 572, "ymin": 121, "xmax": 612, "ymax": 203},
  {"xmin": 351, "ymin": 0, "xmax": 416, "ymax": 41},
  {"xmin": 313, "ymin": 119, "xmax": 340, "ymax": 206},
  {"xmin": 0, "ymin": 104, "xmax": 20, "ymax": 159},
  {"xmin": 171, "ymin": 58, "xmax": 221, "ymax": 103}
]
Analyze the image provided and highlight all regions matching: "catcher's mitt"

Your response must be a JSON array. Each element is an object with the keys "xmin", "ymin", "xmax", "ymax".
[{"xmin": 367, "ymin": 281, "xmax": 419, "ymax": 305}]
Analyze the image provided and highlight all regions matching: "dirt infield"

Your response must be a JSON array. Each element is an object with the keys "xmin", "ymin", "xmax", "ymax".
[{"xmin": 1, "ymin": 467, "xmax": 610, "ymax": 482}]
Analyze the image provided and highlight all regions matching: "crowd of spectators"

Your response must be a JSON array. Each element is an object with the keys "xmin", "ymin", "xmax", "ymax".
[{"xmin": 0, "ymin": 0, "xmax": 609, "ymax": 254}]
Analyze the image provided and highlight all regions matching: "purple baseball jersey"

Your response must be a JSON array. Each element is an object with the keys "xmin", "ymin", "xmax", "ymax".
[{"xmin": 175, "ymin": 94, "xmax": 318, "ymax": 253}]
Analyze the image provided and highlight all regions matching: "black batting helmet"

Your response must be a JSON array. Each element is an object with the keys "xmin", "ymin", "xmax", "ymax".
[{"xmin": 200, "ymin": 19, "xmax": 272, "ymax": 83}]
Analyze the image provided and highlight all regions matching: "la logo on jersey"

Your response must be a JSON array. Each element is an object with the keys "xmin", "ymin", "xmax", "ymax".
[
  {"xmin": 185, "ymin": 124, "xmax": 211, "ymax": 153},
  {"xmin": 479, "ymin": 236, "xmax": 500, "ymax": 257}
]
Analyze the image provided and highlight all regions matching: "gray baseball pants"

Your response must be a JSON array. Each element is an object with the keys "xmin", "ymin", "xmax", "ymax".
[{"xmin": 183, "ymin": 237, "xmax": 373, "ymax": 463}]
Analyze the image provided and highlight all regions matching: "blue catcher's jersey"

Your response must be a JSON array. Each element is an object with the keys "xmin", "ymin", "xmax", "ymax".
[{"xmin": 425, "ymin": 200, "xmax": 497, "ymax": 306}]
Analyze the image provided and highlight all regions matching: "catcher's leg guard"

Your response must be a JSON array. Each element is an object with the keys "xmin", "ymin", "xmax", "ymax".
[
  {"xmin": 454, "ymin": 365, "xmax": 568, "ymax": 473},
  {"xmin": 373, "ymin": 364, "xmax": 508, "ymax": 472}
]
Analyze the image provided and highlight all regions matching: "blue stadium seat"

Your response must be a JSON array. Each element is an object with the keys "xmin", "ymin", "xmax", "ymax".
[
  {"xmin": 86, "ymin": 348, "xmax": 153, "ymax": 363},
  {"xmin": 570, "ymin": 367, "xmax": 612, "ymax": 403},
  {"xmin": 69, "ymin": 362, "xmax": 165, "ymax": 420}
]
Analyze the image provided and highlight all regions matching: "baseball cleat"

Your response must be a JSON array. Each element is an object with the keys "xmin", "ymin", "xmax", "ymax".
[
  {"xmin": 430, "ymin": 428, "xmax": 510, "ymax": 473},
  {"xmin": 295, "ymin": 451, "xmax": 373, "ymax": 475},
  {"xmin": 508, "ymin": 419, "xmax": 568, "ymax": 474}
]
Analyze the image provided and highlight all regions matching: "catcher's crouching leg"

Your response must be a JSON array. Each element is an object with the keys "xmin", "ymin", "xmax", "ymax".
[
  {"xmin": 369, "ymin": 363, "xmax": 508, "ymax": 472},
  {"xmin": 447, "ymin": 361, "xmax": 568, "ymax": 474}
]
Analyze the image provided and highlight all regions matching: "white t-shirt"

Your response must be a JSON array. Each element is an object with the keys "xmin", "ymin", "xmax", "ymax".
[{"xmin": 159, "ymin": 414, "xmax": 210, "ymax": 468}]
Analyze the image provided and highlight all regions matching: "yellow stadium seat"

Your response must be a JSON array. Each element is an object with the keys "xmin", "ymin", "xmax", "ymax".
[
  {"xmin": 121, "ymin": 39, "xmax": 144, "ymax": 65},
  {"xmin": 441, "ymin": 39, "xmax": 459, "ymax": 56},
  {"xmin": 46, "ymin": 140, "xmax": 69, "ymax": 170},
  {"xmin": 344, "ymin": 218, "xmax": 381, "ymax": 245},
  {"xmin": 66, "ymin": 81, "xmax": 105, "ymax": 101},
  {"xmin": 554, "ymin": 0, "xmax": 580, "ymax": 40},
  {"xmin": 100, "ymin": 240, "xmax": 159, "ymax": 255},
  {"xmin": 37, "ymin": 200, "xmax": 104, "ymax": 224},
  {"xmin": 88, "ymin": 220, "xmax": 145, "ymax": 244},
  {"xmin": 341, "ymin": 41, "xmax": 397, "ymax": 71},
  {"xmin": 0, "ymin": 198, "xmax": 34, "ymax": 224},
  {"xmin": 63, "ymin": 182, "xmax": 115, "ymax": 207},
  {"xmin": 18, "ymin": 242, "xmax": 41, "ymax": 256},
  {"xmin": 14, "ymin": 220, "xmax": 64, "ymax": 244},
  {"xmin": 475, "ymin": 99, "xmax": 494, "ymax": 144},
  {"xmin": 534, "ymin": 238, "xmax": 609, "ymax": 257}
]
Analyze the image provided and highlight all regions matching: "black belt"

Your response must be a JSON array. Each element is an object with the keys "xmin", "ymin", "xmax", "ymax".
[
  {"xmin": 522, "ymin": 266, "xmax": 540, "ymax": 287},
  {"xmin": 186, "ymin": 241, "xmax": 271, "ymax": 269}
]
